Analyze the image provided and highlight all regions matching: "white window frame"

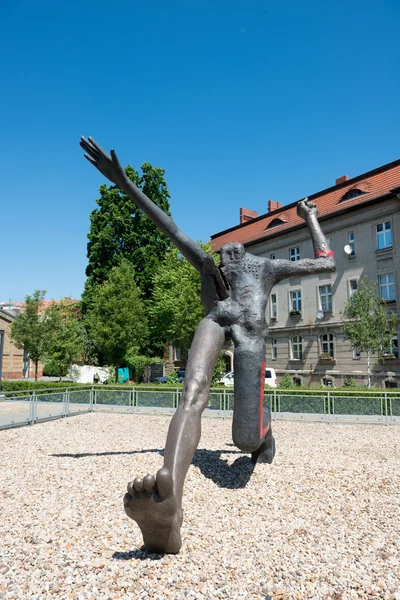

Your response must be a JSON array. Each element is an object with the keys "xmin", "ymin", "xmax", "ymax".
[
  {"xmin": 272, "ymin": 338, "xmax": 277, "ymax": 360},
  {"xmin": 270, "ymin": 253, "xmax": 276, "ymax": 260},
  {"xmin": 320, "ymin": 333, "xmax": 334, "ymax": 358},
  {"xmin": 291, "ymin": 335, "xmax": 303, "ymax": 360},
  {"xmin": 348, "ymin": 278, "xmax": 358, "ymax": 300},
  {"xmin": 378, "ymin": 273, "xmax": 396, "ymax": 301},
  {"xmin": 376, "ymin": 221, "xmax": 392, "ymax": 251},
  {"xmin": 270, "ymin": 293, "xmax": 277, "ymax": 319},
  {"xmin": 353, "ymin": 346, "xmax": 361, "ymax": 360},
  {"xmin": 348, "ymin": 231, "xmax": 355, "ymax": 256},
  {"xmin": 289, "ymin": 246, "xmax": 300, "ymax": 262},
  {"xmin": 319, "ymin": 284, "xmax": 333, "ymax": 312},
  {"xmin": 382, "ymin": 335, "xmax": 398, "ymax": 358},
  {"xmin": 290, "ymin": 289, "xmax": 302, "ymax": 312}
]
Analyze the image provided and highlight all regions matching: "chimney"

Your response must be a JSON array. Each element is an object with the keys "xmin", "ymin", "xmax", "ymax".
[
  {"xmin": 336, "ymin": 175, "xmax": 349, "ymax": 185},
  {"xmin": 240, "ymin": 207, "xmax": 258, "ymax": 224},
  {"xmin": 268, "ymin": 200, "xmax": 282, "ymax": 213}
]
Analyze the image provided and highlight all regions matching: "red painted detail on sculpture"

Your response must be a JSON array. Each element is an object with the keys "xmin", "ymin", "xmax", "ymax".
[
  {"xmin": 260, "ymin": 361, "xmax": 269, "ymax": 438},
  {"xmin": 315, "ymin": 249, "xmax": 335, "ymax": 259}
]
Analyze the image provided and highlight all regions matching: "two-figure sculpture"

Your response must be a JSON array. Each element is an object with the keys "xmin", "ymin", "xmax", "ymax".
[{"xmin": 80, "ymin": 136, "xmax": 336, "ymax": 553}]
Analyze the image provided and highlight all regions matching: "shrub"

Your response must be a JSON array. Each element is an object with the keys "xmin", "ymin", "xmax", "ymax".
[{"xmin": 279, "ymin": 373, "xmax": 293, "ymax": 389}]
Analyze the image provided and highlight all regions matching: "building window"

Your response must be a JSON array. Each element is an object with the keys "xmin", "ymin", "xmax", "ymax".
[
  {"xmin": 353, "ymin": 346, "xmax": 361, "ymax": 360},
  {"xmin": 272, "ymin": 338, "xmax": 277, "ymax": 360},
  {"xmin": 293, "ymin": 376, "xmax": 302, "ymax": 386},
  {"xmin": 341, "ymin": 188, "xmax": 365, "ymax": 202},
  {"xmin": 289, "ymin": 247, "xmax": 300, "ymax": 262},
  {"xmin": 378, "ymin": 273, "xmax": 396, "ymax": 301},
  {"xmin": 320, "ymin": 333, "xmax": 334, "ymax": 358},
  {"xmin": 323, "ymin": 378, "xmax": 333, "ymax": 387},
  {"xmin": 385, "ymin": 380, "xmax": 397, "ymax": 388},
  {"xmin": 348, "ymin": 279, "xmax": 358, "ymax": 300},
  {"xmin": 348, "ymin": 231, "xmax": 355, "ymax": 256},
  {"xmin": 291, "ymin": 335, "xmax": 303, "ymax": 360},
  {"xmin": 290, "ymin": 290, "xmax": 302, "ymax": 312},
  {"xmin": 270, "ymin": 294, "xmax": 277, "ymax": 319},
  {"xmin": 270, "ymin": 253, "xmax": 276, "ymax": 260},
  {"xmin": 381, "ymin": 335, "xmax": 398, "ymax": 359},
  {"xmin": 267, "ymin": 218, "xmax": 285, "ymax": 229},
  {"xmin": 376, "ymin": 221, "xmax": 392, "ymax": 250},
  {"xmin": 319, "ymin": 285, "xmax": 333, "ymax": 311}
]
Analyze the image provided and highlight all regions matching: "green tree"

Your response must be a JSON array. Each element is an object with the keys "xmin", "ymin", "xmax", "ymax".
[
  {"xmin": 43, "ymin": 299, "xmax": 84, "ymax": 380},
  {"xmin": 341, "ymin": 277, "xmax": 398, "ymax": 387},
  {"xmin": 83, "ymin": 163, "xmax": 172, "ymax": 309},
  {"xmin": 85, "ymin": 261, "xmax": 149, "ymax": 382},
  {"xmin": 148, "ymin": 243, "xmax": 215, "ymax": 351},
  {"xmin": 124, "ymin": 351, "xmax": 162, "ymax": 383},
  {"xmin": 10, "ymin": 290, "xmax": 47, "ymax": 381}
]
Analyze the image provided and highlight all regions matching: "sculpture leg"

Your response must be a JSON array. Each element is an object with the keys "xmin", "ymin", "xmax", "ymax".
[
  {"xmin": 231, "ymin": 336, "xmax": 275, "ymax": 464},
  {"xmin": 124, "ymin": 317, "xmax": 225, "ymax": 553}
]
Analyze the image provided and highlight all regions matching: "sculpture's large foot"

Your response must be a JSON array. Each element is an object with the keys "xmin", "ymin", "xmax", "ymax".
[
  {"xmin": 251, "ymin": 425, "xmax": 276, "ymax": 465},
  {"xmin": 123, "ymin": 467, "xmax": 183, "ymax": 554}
]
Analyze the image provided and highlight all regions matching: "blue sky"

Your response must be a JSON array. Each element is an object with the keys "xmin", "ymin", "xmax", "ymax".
[{"xmin": 1, "ymin": 0, "xmax": 400, "ymax": 301}]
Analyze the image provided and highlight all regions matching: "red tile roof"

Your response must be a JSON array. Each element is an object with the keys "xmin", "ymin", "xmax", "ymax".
[{"xmin": 211, "ymin": 159, "xmax": 400, "ymax": 250}]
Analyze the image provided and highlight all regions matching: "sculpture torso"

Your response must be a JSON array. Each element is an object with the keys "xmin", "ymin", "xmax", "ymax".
[{"xmin": 208, "ymin": 252, "xmax": 275, "ymax": 342}]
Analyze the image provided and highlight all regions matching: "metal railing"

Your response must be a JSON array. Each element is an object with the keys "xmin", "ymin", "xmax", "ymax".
[{"xmin": 0, "ymin": 386, "xmax": 399, "ymax": 429}]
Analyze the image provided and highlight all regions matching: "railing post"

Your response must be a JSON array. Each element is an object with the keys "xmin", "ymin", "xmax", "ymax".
[
  {"xmin": 384, "ymin": 392, "xmax": 388, "ymax": 425},
  {"xmin": 329, "ymin": 391, "xmax": 333, "ymax": 424},
  {"xmin": 131, "ymin": 386, "xmax": 135, "ymax": 412},
  {"xmin": 29, "ymin": 390, "xmax": 36, "ymax": 424},
  {"xmin": 89, "ymin": 386, "xmax": 94, "ymax": 412},
  {"xmin": 273, "ymin": 389, "xmax": 277, "ymax": 417},
  {"xmin": 62, "ymin": 389, "xmax": 68, "ymax": 417},
  {"xmin": 65, "ymin": 388, "xmax": 70, "ymax": 416}
]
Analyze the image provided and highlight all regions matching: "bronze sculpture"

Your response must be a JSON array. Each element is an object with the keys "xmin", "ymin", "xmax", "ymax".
[{"xmin": 80, "ymin": 136, "xmax": 336, "ymax": 553}]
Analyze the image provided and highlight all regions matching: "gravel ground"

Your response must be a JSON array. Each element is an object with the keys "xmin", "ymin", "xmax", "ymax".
[{"xmin": 0, "ymin": 413, "xmax": 399, "ymax": 600}]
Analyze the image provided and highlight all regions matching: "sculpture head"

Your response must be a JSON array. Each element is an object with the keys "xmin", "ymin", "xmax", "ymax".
[{"xmin": 220, "ymin": 242, "xmax": 246, "ymax": 266}]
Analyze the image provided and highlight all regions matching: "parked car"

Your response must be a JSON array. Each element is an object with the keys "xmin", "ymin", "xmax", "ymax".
[
  {"xmin": 218, "ymin": 368, "xmax": 277, "ymax": 388},
  {"xmin": 264, "ymin": 368, "xmax": 277, "ymax": 388},
  {"xmin": 176, "ymin": 369, "xmax": 185, "ymax": 383},
  {"xmin": 153, "ymin": 369, "xmax": 185, "ymax": 384},
  {"xmin": 218, "ymin": 371, "xmax": 234, "ymax": 386}
]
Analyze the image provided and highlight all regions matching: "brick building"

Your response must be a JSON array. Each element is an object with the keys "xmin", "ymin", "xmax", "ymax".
[
  {"xmin": 0, "ymin": 308, "xmax": 43, "ymax": 380},
  {"xmin": 211, "ymin": 158, "xmax": 400, "ymax": 388}
]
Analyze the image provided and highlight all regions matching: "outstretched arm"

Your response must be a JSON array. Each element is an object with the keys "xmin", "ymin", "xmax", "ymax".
[
  {"xmin": 80, "ymin": 136, "xmax": 207, "ymax": 273},
  {"xmin": 273, "ymin": 199, "xmax": 336, "ymax": 283}
]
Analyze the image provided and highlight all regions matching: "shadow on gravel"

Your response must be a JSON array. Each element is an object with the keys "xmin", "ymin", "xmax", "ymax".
[
  {"xmin": 192, "ymin": 449, "xmax": 254, "ymax": 489},
  {"xmin": 51, "ymin": 447, "xmax": 254, "ymax": 489},
  {"xmin": 112, "ymin": 549, "xmax": 164, "ymax": 561},
  {"xmin": 51, "ymin": 449, "xmax": 164, "ymax": 458}
]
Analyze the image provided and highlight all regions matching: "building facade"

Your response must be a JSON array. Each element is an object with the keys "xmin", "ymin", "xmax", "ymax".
[
  {"xmin": 0, "ymin": 309, "xmax": 43, "ymax": 380},
  {"xmin": 211, "ymin": 159, "xmax": 400, "ymax": 388}
]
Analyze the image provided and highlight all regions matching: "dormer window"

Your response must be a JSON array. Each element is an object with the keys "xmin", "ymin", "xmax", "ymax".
[
  {"xmin": 267, "ymin": 218, "xmax": 285, "ymax": 229},
  {"xmin": 340, "ymin": 188, "xmax": 366, "ymax": 202}
]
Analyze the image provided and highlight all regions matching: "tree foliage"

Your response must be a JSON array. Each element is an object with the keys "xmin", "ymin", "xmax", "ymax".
[
  {"xmin": 84, "ymin": 261, "xmax": 149, "ymax": 381},
  {"xmin": 341, "ymin": 276, "xmax": 398, "ymax": 386},
  {"xmin": 43, "ymin": 299, "xmax": 84, "ymax": 380},
  {"xmin": 148, "ymin": 243, "xmax": 215, "ymax": 350},
  {"xmin": 10, "ymin": 290, "xmax": 47, "ymax": 381},
  {"xmin": 83, "ymin": 163, "xmax": 172, "ymax": 309},
  {"xmin": 124, "ymin": 351, "xmax": 162, "ymax": 383}
]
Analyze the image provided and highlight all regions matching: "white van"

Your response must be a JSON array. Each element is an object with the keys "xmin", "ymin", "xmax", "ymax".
[
  {"xmin": 219, "ymin": 368, "xmax": 277, "ymax": 388},
  {"xmin": 264, "ymin": 367, "xmax": 277, "ymax": 388}
]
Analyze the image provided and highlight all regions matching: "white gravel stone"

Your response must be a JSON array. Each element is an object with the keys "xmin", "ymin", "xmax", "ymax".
[{"xmin": 0, "ymin": 413, "xmax": 399, "ymax": 599}]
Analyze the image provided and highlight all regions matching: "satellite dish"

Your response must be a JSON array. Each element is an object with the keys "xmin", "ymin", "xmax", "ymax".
[
  {"xmin": 344, "ymin": 244, "xmax": 352, "ymax": 255},
  {"xmin": 316, "ymin": 310, "xmax": 324, "ymax": 320}
]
